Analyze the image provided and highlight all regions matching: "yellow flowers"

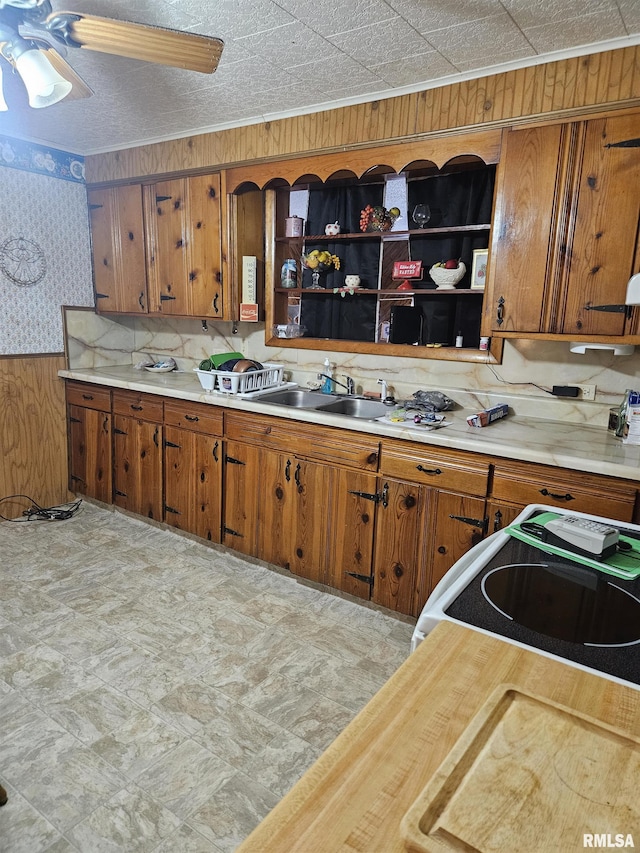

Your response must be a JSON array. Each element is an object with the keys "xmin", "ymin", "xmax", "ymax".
[{"xmin": 302, "ymin": 249, "xmax": 341, "ymax": 270}]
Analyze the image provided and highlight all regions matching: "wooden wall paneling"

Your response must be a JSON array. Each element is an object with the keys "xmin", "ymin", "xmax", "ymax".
[
  {"xmin": 85, "ymin": 47, "xmax": 640, "ymax": 184},
  {"xmin": 0, "ymin": 356, "xmax": 71, "ymax": 518}
]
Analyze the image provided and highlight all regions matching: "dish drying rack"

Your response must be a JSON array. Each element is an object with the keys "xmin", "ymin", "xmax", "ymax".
[{"xmin": 194, "ymin": 362, "xmax": 288, "ymax": 397}]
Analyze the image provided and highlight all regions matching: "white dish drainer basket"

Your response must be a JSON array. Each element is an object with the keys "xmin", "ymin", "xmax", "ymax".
[{"xmin": 195, "ymin": 362, "xmax": 285, "ymax": 395}]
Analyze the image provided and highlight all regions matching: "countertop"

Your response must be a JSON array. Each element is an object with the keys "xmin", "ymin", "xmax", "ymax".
[
  {"xmin": 59, "ymin": 366, "xmax": 640, "ymax": 483},
  {"xmin": 235, "ymin": 621, "xmax": 640, "ymax": 853}
]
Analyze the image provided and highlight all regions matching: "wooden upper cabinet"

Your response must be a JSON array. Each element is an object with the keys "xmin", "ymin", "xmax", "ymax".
[
  {"xmin": 145, "ymin": 174, "xmax": 223, "ymax": 318},
  {"xmin": 88, "ymin": 184, "xmax": 148, "ymax": 313},
  {"xmin": 486, "ymin": 110, "xmax": 640, "ymax": 339},
  {"xmin": 561, "ymin": 113, "xmax": 640, "ymax": 336}
]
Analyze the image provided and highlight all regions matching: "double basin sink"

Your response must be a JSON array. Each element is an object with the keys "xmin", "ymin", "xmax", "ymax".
[{"xmin": 257, "ymin": 388, "xmax": 392, "ymax": 421}]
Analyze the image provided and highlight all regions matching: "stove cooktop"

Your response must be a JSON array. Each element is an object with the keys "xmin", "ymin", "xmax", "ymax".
[{"xmin": 445, "ymin": 534, "xmax": 640, "ymax": 687}]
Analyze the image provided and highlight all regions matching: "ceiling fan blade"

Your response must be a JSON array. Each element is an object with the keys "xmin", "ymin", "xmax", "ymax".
[
  {"xmin": 43, "ymin": 46, "xmax": 93, "ymax": 100},
  {"xmin": 46, "ymin": 12, "xmax": 223, "ymax": 74}
]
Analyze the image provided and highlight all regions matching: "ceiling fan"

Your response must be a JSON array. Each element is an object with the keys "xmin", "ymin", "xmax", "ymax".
[{"xmin": 0, "ymin": 0, "xmax": 224, "ymax": 110}]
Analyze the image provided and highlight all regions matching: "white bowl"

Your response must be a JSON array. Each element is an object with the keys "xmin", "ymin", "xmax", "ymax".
[{"xmin": 429, "ymin": 262, "xmax": 466, "ymax": 288}]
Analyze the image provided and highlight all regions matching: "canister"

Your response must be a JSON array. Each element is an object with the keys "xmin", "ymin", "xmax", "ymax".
[
  {"xmin": 280, "ymin": 259, "xmax": 297, "ymax": 288},
  {"xmin": 285, "ymin": 216, "xmax": 303, "ymax": 237}
]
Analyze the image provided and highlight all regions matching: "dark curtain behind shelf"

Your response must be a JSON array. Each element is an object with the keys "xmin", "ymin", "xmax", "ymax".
[
  {"xmin": 408, "ymin": 167, "xmax": 495, "ymax": 286},
  {"xmin": 300, "ymin": 183, "xmax": 383, "ymax": 340}
]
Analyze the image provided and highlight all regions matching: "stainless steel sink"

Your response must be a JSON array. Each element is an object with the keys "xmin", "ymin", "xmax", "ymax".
[
  {"xmin": 315, "ymin": 397, "xmax": 391, "ymax": 420},
  {"xmin": 258, "ymin": 389, "xmax": 340, "ymax": 408}
]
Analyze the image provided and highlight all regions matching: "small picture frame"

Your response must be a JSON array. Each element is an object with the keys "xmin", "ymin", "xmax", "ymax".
[{"xmin": 471, "ymin": 249, "xmax": 488, "ymax": 290}]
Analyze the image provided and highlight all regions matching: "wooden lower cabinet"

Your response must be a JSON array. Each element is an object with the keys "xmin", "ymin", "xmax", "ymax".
[
  {"xmin": 113, "ymin": 414, "xmax": 163, "ymax": 520},
  {"xmin": 222, "ymin": 440, "xmax": 261, "ymax": 556},
  {"xmin": 372, "ymin": 478, "xmax": 426, "ymax": 616},
  {"xmin": 164, "ymin": 426, "xmax": 222, "ymax": 541},
  {"xmin": 67, "ymin": 404, "xmax": 112, "ymax": 503},
  {"xmin": 427, "ymin": 491, "xmax": 486, "ymax": 597}
]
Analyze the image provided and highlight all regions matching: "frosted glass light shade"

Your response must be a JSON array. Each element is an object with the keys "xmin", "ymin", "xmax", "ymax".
[
  {"xmin": 15, "ymin": 49, "xmax": 72, "ymax": 108},
  {"xmin": 0, "ymin": 65, "xmax": 8, "ymax": 111}
]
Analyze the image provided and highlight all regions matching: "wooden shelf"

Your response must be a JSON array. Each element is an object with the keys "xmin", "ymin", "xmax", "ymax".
[
  {"xmin": 275, "ymin": 224, "xmax": 491, "ymax": 242},
  {"xmin": 275, "ymin": 287, "xmax": 485, "ymax": 296}
]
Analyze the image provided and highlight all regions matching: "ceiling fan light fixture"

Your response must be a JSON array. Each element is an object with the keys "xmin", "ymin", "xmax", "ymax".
[{"xmin": 14, "ymin": 45, "xmax": 72, "ymax": 107}]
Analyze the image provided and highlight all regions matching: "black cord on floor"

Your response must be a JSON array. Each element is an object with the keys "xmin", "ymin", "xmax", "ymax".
[{"xmin": 0, "ymin": 495, "xmax": 83, "ymax": 522}]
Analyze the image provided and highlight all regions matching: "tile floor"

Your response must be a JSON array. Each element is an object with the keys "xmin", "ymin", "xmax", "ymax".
[{"xmin": 0, "ymin": 501, "xmax": 414, "ymax": 852}]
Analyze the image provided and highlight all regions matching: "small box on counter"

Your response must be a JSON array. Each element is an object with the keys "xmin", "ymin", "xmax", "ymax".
[
  {"xmin": 623, "ymin": 391, "xmax": 640, "ymax": 445},
  {"xmin": 466, "ymin": 403, "xmax": 509, "ymax": 428}
]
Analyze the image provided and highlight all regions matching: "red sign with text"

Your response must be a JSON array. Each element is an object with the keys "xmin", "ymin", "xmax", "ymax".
[{"xmin": 392, "ymin": 260, "xmax": 423, "ymax": 279}]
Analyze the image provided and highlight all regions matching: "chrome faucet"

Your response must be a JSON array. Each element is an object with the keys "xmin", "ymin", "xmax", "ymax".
[{"xmin": 316, "ymin": 373, "xmax": 355, "ymax": 395}]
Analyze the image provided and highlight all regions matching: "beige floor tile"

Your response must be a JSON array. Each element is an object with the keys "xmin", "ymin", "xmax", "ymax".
[{"xmin": 0, "ymin": 501, "xmax": 414, "ymax": 847}]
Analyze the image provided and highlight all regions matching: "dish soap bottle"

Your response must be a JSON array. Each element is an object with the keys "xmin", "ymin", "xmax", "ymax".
[{"xmin": 321, "ymin": 358, "xmax": 333, "ymax": 394}]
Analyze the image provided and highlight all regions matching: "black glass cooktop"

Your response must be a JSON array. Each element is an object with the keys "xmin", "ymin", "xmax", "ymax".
[{"xmin": 445, "ymin": 534, "xmax": 640, "ymax": 686}]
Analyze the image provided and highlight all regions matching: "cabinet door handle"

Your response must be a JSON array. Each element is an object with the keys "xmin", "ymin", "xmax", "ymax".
[
  {"xmin": 381, "ymin": 482, "xmax": 389, "ymax": 509},
  {"xmin": 185, "ymin": 414, "xmax": 199, "ymax": 422},
  {"xmin": 285, "ymin": 459, "xmax": 291, "ymax": 482},
  {"xmin": 496, "ymin": 296, "xmax": 505, "ymax": 326},
  {"xmin": 539, "ymin": 488, "xmax": 575, "ymax": 502},
  {"xmin": 213, "ymin": 293, "xmax": 219, "ymax": 314},
  {"xmin": 130, "ymin": 404, "xmax": 143, "ymax": 411},
  {"xmin": 294, "ymin": 463, "xmax": 302, "ymax": 491},
  {"xmin": 138, "ymin": 291, "xmax": 145, "ymax": 310},
  {"xmin": 416, "ymin": 465, "xmax": 442, "ymax": 475},
  {"xmin": 212, "ymin": 440, "xmax": 219, "ymax": 462},
  {"xmin": 81, "ymin": 393, "xmax": 94, "ymax": 400},
  {"xmin": 153, "ymin": 428, "xmax": 159, "ymax": 447}
]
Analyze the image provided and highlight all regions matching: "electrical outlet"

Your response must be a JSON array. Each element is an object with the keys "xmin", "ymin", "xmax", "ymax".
[{"xmin": 578, "ymin": 384, "xmax": 597, "ymax": 401}]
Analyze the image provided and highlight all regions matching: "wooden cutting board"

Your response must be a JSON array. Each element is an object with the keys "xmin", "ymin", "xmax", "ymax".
[{"xmin": 401, "ymin": 685, "xmax": 640, "ymax": 852}]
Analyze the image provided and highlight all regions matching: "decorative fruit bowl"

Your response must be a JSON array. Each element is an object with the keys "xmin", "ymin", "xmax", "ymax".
[
  {"xmin": 302, "ymin": 250, "xmax": 341, "ymax": 289},
  {"xmin": 429, "ymin": 260, "xmax": 466, "ymax": 288},
  {"xmin": 360, "ymin": 205, "xmax": 400, "ymax": 232}
]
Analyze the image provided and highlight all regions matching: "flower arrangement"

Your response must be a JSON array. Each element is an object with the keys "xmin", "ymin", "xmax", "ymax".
[
  {"xmin": 301, "ymin": 249, "xmax": 341, "ymax": 271},
  {"xmin": 301, "ymin": 249, "xmax": 341, "ymax": 289}
]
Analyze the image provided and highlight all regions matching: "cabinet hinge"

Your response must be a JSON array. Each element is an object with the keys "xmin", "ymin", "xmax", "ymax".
[
  {"xmin": 113, "ymin": 427, "xmax": 127, "ymax": 435},
  {"xmin": 88, "ymin": 203, "xmax": 103, "ymax": 210},
  {"xmin": 584, "ymin": 303, "xmax": 632, "ymax": 318},
  {"xmin": 70, "ymin": 474, "xmax": 84, "ymax": 483},
  {"xmin": 225, "ymin": 455, "xmax": 245, "ymax": 465},
  {"xmin": 165, "ymin": 505, "xmax": 181, "ymax": 515},
  {"xmin": 156, "ymin": 194, "xmax": 172, "ymax": 202},
  {"xmin": 449, "ymin": 514, "xmax": 488, "ymax": 532},
  {"xmin": 114, "ymin": 489, "xmax": 127, "ymax": 497},
  {"xmin": 345, "ymin": 572, "xmax": 374, "ymax": 586},
  {"xmin": 223, "ymin": 526, "xmax": 243, "ymax": 538},
  {"xmin": 160, "ymin": 293, "xmax": 177, "ymax": 301},
  {"xmin": 348, "ymin": 482, "xmax": 388, "ymax": 507},
  {"xmin": 164, "ymin": 439, "xmax": 181, "ymax": 448},
  {"xmin": 604, "ymin": 137, "xmax": 640, "ymax": 148},
  {"xmin": 69, "ymin": 416, "xmax": 81, "ymax": 423},
  {"xmin": 95, "ymin": 292, "xmax": 110, "ymax": 299}
]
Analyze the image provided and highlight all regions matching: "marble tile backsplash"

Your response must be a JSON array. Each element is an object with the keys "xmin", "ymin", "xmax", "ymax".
[{"xmin": 63, "ymin": 309, "xmax": 640, "ymax": 426}]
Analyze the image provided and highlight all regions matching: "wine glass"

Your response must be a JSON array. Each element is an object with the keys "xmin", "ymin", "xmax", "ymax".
[{"xmin": 412, "ymin": 204, "xmax": 431, "ymax": 229}]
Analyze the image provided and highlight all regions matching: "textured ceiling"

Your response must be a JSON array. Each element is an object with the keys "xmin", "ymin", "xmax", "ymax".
[{"xmin": 0, "ymin": 0, "xmax": 639, "ymax": 156}]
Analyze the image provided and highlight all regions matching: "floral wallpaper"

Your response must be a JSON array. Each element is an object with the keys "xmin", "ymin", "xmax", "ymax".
[{"xmin": 0, "ymin": 160, "xmax": 95, "ymax": 355}]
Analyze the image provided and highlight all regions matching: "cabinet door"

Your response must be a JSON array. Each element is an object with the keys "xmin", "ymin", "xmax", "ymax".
[
  {"xmin": 164, "ymin": 426, "xmax": 222, "ymax": 542},
  {"xmin": 373, "ymin": 478, "xmax": 427, "ymax": 616},
  {"xmin": 68, "ymin": 405, "xmax": 112, "ymax": 503},
  {"xmin": 222, "ymin": 440, "xmax": 261, "ymax": 556},
  {"xmin": 561, "ymin": 113, "xmax": 640, "ymax": 336},
  {"xmin": 145, "ymin": 174, "xmax": 223, "ymax": 318},
  {"xmin": 257, "ymin": 449, "xmax": 296, "ymax": 571},
  {"xmin": 113, "ymin": 415, "xmax": 162, "ymax": 519},
  {"xmin": 327, "ymin": 468, "xmax": 377, "ymax": 600},
  {"xmin": 88, "ymin": 185, "xmax": 147, "ymax": 314},
  {"xmin": 290, "ymin": 458, "xmax": 331, "ymax": 584},
  {"xmin": 426, "ymin": 492, "xmax": 486, "ymax": 606},
  {"xmin": 486, "ymin": 124, "xmax": 568, "ymax": 334}
]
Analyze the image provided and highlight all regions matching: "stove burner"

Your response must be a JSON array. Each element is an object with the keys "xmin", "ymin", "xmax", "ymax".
[{"xmin": 481, "ymin": 562, "xmax": 640, "ymax": 647}]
